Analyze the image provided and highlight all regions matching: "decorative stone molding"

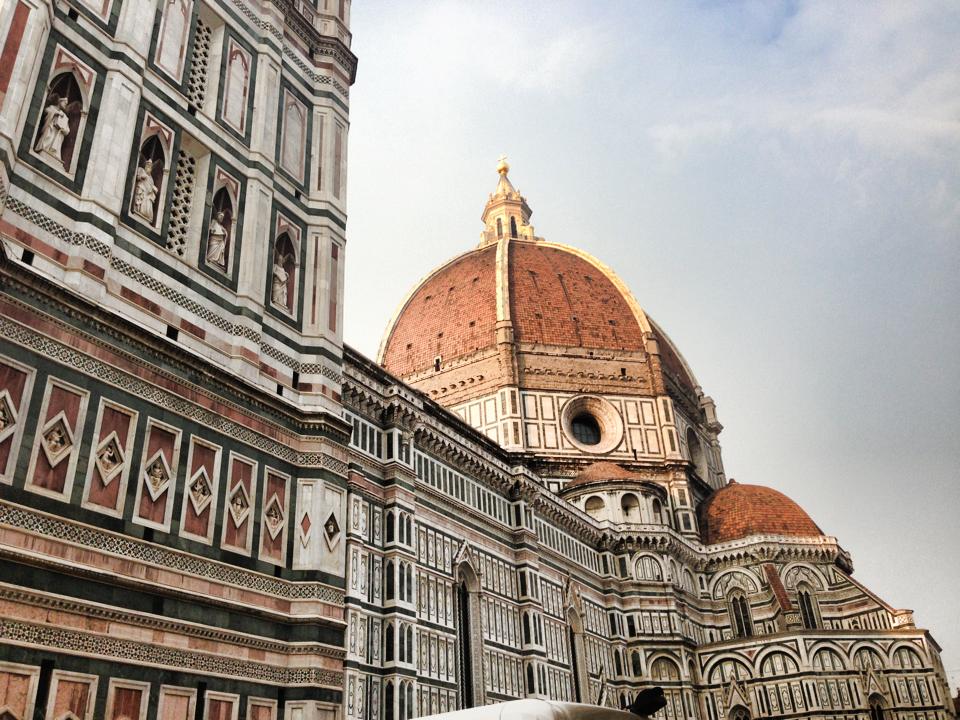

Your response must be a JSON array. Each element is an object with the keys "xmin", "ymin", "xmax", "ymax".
[
  {"xmin": 0, "ymin": 618, "xmax": 342, "ymax": 686},
  {"xmin": 0, "ymin": 500, "xmax": 344, "ymax": 604}
]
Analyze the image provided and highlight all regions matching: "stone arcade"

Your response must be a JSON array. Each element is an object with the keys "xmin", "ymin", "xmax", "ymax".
[{"xmin": 0, "ymin": 2, "xmax": 954, "ymax": 720}]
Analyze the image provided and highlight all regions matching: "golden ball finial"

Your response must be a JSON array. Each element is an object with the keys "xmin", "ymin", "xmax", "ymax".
[{"xmin": 496, "ymin": 154, "xmax": 510, "ymax": 175}]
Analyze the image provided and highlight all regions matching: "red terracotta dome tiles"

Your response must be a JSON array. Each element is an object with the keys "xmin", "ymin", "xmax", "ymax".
[
  {"xmin": 381, "ymin": 245, "xmax": 498, "ymax": 377},
  {"xmin": 699, "ymin": 481, "xmax": 824, "ymax": 545},
  {"xmin": 509, "ymin": 243, "xmax": 645, "ymax": 351}
]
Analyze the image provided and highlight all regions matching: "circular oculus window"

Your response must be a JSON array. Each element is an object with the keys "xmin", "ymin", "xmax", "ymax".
[{"xmin": 561, "ymin": 395, "xmax": 624, "ymax": 454}]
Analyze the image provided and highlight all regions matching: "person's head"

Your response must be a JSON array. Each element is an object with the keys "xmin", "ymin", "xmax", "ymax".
[
  {"xmin": 216, "ymin": 211, "xmax": 224, "ymax": 221},
  {"xmin": 58, "ymin": 97, "xmax": 68, "ymax": 109},
  {"xmin": 144, "ymin": 159, "xmax": 153, "ymax": 171}
]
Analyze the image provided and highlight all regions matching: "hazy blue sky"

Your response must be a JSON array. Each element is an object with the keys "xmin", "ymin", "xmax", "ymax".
[{"xmin": 343, "ymin": 0, "xmax": 960, "ymax": 687}]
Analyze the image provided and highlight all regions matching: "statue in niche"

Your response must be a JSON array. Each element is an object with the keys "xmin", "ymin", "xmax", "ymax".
[
  {"xmin": 132, "ymin": 158, "xmax": 159, "ymax": 221},
  {"xmin": 35, "ymin": 97, "xmax": 71, "ymax": 164},
  {"xmin": 271, "ymin": 251, "xmax": 290, "ymax": 308},
  {"xmin": 0, "ymin": 403, "xmax": 11, "ymax": 431},
  {"xmin": 206, "ymin": 211, "xmax": 228, "ymax": 267}
]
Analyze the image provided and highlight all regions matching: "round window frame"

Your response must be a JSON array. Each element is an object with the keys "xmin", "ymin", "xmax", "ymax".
[{"xmin": 560, "ymin": 395, "xmax": 625, "ymax": 454}]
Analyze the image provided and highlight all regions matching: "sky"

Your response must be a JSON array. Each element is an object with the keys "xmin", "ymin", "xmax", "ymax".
[{"xmin": 342, "ymin": 0, "xmax": 960, "ymax": 688}]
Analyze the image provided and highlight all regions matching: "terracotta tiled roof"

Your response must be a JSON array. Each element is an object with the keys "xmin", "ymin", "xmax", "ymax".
[
  {"xmin": 381, "ymin": 245, "xmax": 498, "ymax": 377},
  {"xmin": 567, "ymin": 461, "xmax": 641, "ymax": 489},
  {"xmin": 699, "ymin": 480, "xmax": 824, "ymax": 545},
  {"xmin": 508, "ymin": 242, "xmax": 645, "ymax": 350}
]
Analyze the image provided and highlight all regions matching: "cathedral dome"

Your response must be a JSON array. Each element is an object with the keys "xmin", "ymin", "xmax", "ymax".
[
  {"xmin": 698, "ymin": 480, "xmax": 824, "ymax": 545},
  {"xmin": 378, "ymin": 163, "xmax": 699, "ymax": 403}
]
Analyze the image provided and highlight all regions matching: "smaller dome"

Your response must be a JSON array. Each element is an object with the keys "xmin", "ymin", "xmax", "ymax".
[
  {"xmin": 567, "ymin": 461, "xmax": 641, "ymax": 489},
  {"xmin": 699, "ymin": 480, "xmax": 823, "ymax": 545}
]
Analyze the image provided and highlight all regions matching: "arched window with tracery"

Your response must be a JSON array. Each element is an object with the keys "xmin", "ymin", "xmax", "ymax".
[
  {"xmin": 631, "ymin": 651, "xmax": 642, "ymax": 677},
  {"xmin": 869, "ymin": 695, "xmax": 885, "ymax": 720},
  {"xmin": 635, "ymin": 554, "xmax": 663, "ymax": 581},
  {"xmin": 728, "ymin": 592, "xmax": 753, "ymax": 638}
]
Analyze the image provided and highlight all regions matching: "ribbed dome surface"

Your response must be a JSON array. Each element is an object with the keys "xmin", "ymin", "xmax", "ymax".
[
  {"xmin": 508, "ymin": 242, "xmax": 645, "ymax": 351},
  {"xmin": 380, "ymin": 245, "xmax": 498, "ymax": 378},
  {"xmin": 699, "ymin": 481, "xmax": 823, "ymax": 545},
  {"xmin": 380, "ymin": 240, "xmax": 647, "ymax": 378}
]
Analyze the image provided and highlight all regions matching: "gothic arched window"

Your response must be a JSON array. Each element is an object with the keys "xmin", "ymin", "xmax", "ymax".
[
  {"xmin": 496, "ymin": 217, "xmax": 503, "ymax": 238},
  {"xmin": 510, "ymin": 216, "xmax": 518, "ymax": 238},
  {"xmin": 385, "ymin": 511, "xmax": 395, "ymax": 543},
  {"xmin": 385, "ymin": 621, "xmax": 394, "ymax": 661},
  {"xmin": 631, "ymin": 651, "xmax": 642, "ymax": 677},
  {"xmin": 797, "ymin": 583, "xmax": 819, "ymax": 629},
  {"xmin": 729, "ymin": 592, "xmax": 753, "ymax": 638},
  {"xmin": 385, "ymin": 560, "xmax": 395, "ymax": 600},
  {"xmin": 869, "ymin": 696, "xmax": 885, "ymax": 720},
  {"xmin": 384, "ymin": 681, "xmax": 394, "ymax": 720}
]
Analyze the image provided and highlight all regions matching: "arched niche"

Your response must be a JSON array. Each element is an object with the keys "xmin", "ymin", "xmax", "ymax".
[
  {"xmin": 34, "ymin": 71, "xmax": 85, "ymax": 172},
  {"xmin": 584, "ymin": 495, "xmax": 605, "ymax": 520},
  {"xmin": 686, "ymin": 427, "xmax": 708, "ymax": 479},
  {"xmin": 566, "ymin": 604, "xmax": 589, "ymax": 703},
  {"xmin": 455, "ymin": 560, "xmax": 484, "ymax": 707}
]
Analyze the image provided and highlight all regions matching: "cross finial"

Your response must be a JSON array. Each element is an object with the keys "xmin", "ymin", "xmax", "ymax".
[{"xmin": 496, "ymin": 154, "xmax": 510, "ymax": 175}]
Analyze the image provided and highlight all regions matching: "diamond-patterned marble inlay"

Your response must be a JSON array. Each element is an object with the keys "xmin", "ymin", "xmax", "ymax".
[
  {"xmin": 40, "ymin": 413, "xmax": 73, "ymax": 467},
  {"xmin": 324, "ymin": 512, "xmax": 341, "ymax": 549},
  {"xmin": 228, "ymin": 482, "xmax": 251, "ymax": 527},
  {"xmin": 94, "ymin": 431, "xmax": 125, "ymax": 484},
  {"xmin": 187, "ymin": 467, "xmax": 213, "ymax": 514},
  {"xmin": 143, "ymin": 451, "xmax": 172, "ymax": 501},
  {"xmin": 264, "ymin": 494, "xmax": 285, "ymax": 540},
  {"xmin": 0, "ymin": 391, "xmax": 16, "ymax": 441}
]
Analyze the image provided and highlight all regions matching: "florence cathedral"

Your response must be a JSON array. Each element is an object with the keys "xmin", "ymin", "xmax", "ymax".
[{"xmin": 0, "ymin": 2, "xmax": 954, "ymax": 720}]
